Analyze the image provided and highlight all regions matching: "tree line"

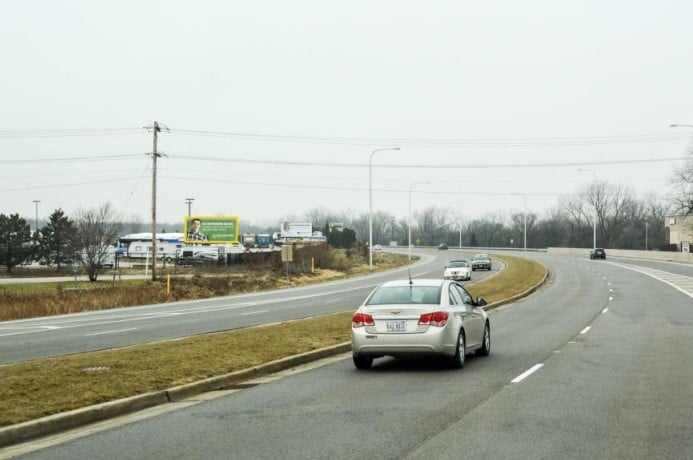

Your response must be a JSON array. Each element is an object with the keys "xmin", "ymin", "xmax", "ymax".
[
  {"xmin": 3, "ymin": 170, "xmax": 690, "ymax": 276},
  {"xmin": 300, "ymin": 181, "xmax": 671, "ymax": 251}
]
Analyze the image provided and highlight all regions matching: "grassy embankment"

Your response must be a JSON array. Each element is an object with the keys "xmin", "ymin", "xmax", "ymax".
[{"xmin": 0, "ymin": 253, "xmax": 545, "ymax": 427}]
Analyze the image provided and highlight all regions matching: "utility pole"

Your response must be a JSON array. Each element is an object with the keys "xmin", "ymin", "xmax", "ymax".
[
  {"xmin": 147, "ymin": 121, "xmax": 163, "ymax": 281},
  {"xmin": 185, "ymin": 197, "xmax": 195, "ymax": 216}
]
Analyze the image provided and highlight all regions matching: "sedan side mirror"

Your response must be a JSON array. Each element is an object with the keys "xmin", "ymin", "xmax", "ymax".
[{"xmin": 476, "ymin": 297, "xmax": 488, "ymax": 307}]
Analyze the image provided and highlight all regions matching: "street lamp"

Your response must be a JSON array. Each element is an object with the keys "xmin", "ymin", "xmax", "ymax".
[
  {"xmin": 408, "ymin": 181, "xmax": 430, "ymax": 261},
  {"xmin": 369, "ymin": 147, "xmax": 400, "ymax": 270},
  {"xmin": 185, "ymin": 197, "xmax": 195, "ymax": 216},
  {"xmin": 578, "ymin": 168, "xmax": 597, "ymax": 250},
  {"xmin": 32, "ymin": 200, "xmax": 41, "ymax": 234},
  {"xmin": 510, "ymin": 193, "xmax": 528, "ymax": 251}
]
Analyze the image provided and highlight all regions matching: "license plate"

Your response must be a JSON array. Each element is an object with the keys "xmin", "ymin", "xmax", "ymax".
[{"xmin": 386, "ymin": 321, "xmax": 407, "ymax": 332}]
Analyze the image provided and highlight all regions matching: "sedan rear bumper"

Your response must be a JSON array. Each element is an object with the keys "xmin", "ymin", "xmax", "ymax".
[{"xmin": 352, "ymin": 327, "xmax": 457, "ymax": 358}]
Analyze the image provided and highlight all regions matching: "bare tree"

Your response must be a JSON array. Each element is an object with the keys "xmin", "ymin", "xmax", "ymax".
[
  {"xmin": 670, "ymin": 148, "xmax": 693, "ymax": 216},
  {"xmin": 642, "ymin": 193, "xmax": 667, "ymax": 249},
  {"xmin": 372, "ymin": 211, "xmax": 397, "ymax": 245},
  {"xmin": 558, "ymin": 189, "xmax": 598, "ymax": 247},
  {"xmin": 510, "ymin": 212, "xmax": 538, "ymax": 248},
  {"xmin": 588, "ymin": 182, "xmax": 640, "ymax": 248},
  {"xmin": 71, "ymin": 202, "xmax": 123, "ymax": 281},
  {"xmin": 416, "ymin": 206, "xmax": 454, "ymax": 246}
]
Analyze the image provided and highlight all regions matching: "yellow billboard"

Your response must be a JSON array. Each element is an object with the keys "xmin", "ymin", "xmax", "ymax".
[{"xmin": 183, "ymin": 215, "xmax": 240, "ymax": 244}]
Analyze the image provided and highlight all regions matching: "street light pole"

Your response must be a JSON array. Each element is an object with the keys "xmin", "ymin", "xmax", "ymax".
[
  {"xmin": 32, "ymin": 200, "xmax": 41, "ymax": 234},
  {"xmin": 408, "ymin": 181, "xmax": 430, "ymax": 261},
  {"xmin": 369, "ymin": 147, "xmax": 400, "ymax": 270},
  {"xmin": 578, "ymin": 168, "xmax": 598, "ymax": 249},
  {"xmin": 185, "ymin": 197, "xmax": 195, "ymax": 216}
]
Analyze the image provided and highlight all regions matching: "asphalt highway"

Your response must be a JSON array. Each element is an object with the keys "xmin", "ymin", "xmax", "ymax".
[
  {"xmin": 5, "ymin": 251, "xmax": 693, "ymax": 459},
  {"xmin": 0, "ymin": 249, "xmax": 497, "ymax": 364}
]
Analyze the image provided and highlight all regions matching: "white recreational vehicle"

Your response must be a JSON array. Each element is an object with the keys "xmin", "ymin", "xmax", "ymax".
[{"xmin": 127, "ymin": 241, "xmax": 180, "ymax": 262}]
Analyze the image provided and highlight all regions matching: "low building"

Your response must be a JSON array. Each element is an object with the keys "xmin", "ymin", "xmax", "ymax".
[{"xmin": 665, "ymin": 214, "xmax": 693, "ymax": 252}]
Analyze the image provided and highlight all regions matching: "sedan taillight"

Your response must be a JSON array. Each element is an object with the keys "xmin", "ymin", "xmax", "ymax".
[
  {"xmin": 352, "ymin": 312, "xmax": 375, "ymax": 328},
  {"xmin": 419, "ymin": 311, "xmax": 449, "ymax": 327}
]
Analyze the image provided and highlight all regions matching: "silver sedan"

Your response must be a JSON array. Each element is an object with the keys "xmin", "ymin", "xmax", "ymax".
[{"xmin": 351, "ymin": 278, "xmax": 490, "ymax": 369}]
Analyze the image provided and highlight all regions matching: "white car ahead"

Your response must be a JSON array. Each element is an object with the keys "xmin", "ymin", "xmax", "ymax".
[
  {"xmin": 351, "ymin": 278, "xmax": 490, "ymax": 370},
  {"xmin": 443, "ymin": 260, "xmax": 472, "ymax": 281}
]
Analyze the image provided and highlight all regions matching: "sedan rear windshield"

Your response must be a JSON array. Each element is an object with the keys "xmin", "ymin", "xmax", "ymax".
[
  {"xmin": 367, "ymin": 286, "xmax": 442, "ymax": 305},
  {"xmin": 447, "ymin": 262, "xmax": 468, "ymax": 268}
]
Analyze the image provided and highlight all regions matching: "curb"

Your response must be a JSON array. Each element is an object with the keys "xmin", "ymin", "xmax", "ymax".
[{"xmin": 0, "ymin": 343, "xmax": 351, "ymax": 448}]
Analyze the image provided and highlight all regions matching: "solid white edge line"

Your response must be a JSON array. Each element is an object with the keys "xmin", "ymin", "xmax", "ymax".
[
  {"xmin": 607, "ymin": 262, "xmax": 693, "ymax": 299},
  {"xmin": 580, "ymin": 326, "xmax": 591, "ymax": 334},
  {"xmin": 511, "ymin": 364, "xmax": 544, "ymax": 383}
]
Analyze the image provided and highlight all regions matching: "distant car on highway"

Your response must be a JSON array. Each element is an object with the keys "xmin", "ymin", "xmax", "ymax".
[
  {"xmin": 373, "ymin": 244, "xmax": 383, "ymax": 251},
  {"xmin": 351, "ymin": 278, "xmax": 490, "ymax": 370},
  {"xmin": 438, "ymin": 243, "xmax": 448, "ymax": 250},
  {"xmin": 590, "ymin": 248, "xmax": 606, "ymax": 260},
  {"xmin": 443, "ymin": 260, "xmax": 472, "ymax": 281},
  {"xmin": 471, "ymin": 253, "xmax": 492, "ymax": 271}
]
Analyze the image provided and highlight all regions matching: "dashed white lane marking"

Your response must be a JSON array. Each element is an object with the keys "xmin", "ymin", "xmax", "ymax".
[
  {"xmin": 240, "ymin": 310, "xmax": 268, "ymax": 316},
  {"xmin": 580, "ymin": 326, "xmax": 591, "ymax": 334},
  {"xmin": 609, "ymin": 296, "xmax": 613, "ymax": 302},
  {"xmin": 85, "ymin": 328, "xmax": 138, "ymax": 337},
  {"xmin": 602, "ymin": 307, "xmax": 609, "ymax": 314},
  {"xmin": 511, "ymin": 364, "xmax": 544, "ymax": 383}
]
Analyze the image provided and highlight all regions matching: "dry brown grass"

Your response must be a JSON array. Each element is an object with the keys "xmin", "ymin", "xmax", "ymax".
[
  {"xmin": 466, "ymin": 254, "xmax": 547, "ymax": 306},
  {"xmin": 0, "ymin": 252, "xmax": 545, "ymax": 428},
  {"xmin": 0, "ymin": 250, "xmax": 404, "ymax": 321}
]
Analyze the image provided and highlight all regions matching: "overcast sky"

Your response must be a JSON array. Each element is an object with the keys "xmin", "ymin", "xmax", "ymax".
[{"xmin": 2, "ymin": 0, "xmax": 692, "ymax": 231}]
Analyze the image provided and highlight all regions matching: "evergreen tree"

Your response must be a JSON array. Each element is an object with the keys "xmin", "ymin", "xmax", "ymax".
[
  {"xmin": 36, "ymin": 209, "xmax": 76, "ymax": 269},
  {"xmin": 328, "ymin": 227, "xmax": 356, "ymax": 248},
  {"xmin": 0, "ymin": 214, "xmax": 33, "ymax": 273}
]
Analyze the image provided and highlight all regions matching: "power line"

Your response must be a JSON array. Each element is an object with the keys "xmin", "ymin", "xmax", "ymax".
[
  {"xmin": 170, "ymin": 128, "xmax": 689, "ymax": 147},
  {"xmin": 0, "ymin": 177, "xmax": 144, "ymax": 192},
  {"xmin": 0, "ymin": 153, "xmax": 144, "ymax": 164},
  {"xmin": 167, "ymin": 153, "xmax": 688, "ymax": 169},
  {"xmin": 0, "ymin": 128, "xmax": 143, "ymax": 138}
]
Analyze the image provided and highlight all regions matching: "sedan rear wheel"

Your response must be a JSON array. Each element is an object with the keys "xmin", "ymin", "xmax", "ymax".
[
  {"xmin": 478, "ymin": 322, "xmax": 491, "ymax": 356},
  {"xmin": 353, "ymin": 355, "xmax": 373, "ymax": 370},
  {"xmin": 449, "ymin": 330, "xmax": 466, "ymax": 369}
]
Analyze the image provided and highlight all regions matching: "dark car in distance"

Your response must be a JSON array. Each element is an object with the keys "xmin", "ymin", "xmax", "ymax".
[
  {"xmin": 471, "ymin": 253, "xmax": 492, "ymax": 271},
  {"xmin": 438, "ymin": 243, "xmax": 448, "ymax": 250},
  {"xmin": 590, "ymin": 248, "xmax": 606, "ymax": 260}
]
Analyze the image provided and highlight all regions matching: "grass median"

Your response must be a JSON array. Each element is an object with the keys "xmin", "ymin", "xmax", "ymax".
[{"xmin": 0, "ymin": 253, "xmax": 546, "ymax": 428}]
